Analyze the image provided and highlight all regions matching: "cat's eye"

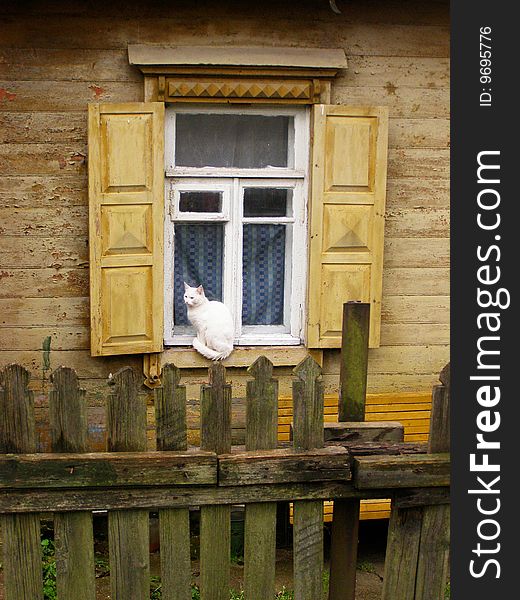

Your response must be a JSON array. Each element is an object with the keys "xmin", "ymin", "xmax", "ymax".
[
  {"xmin": 179, "ymin": 191, "xmax": 222, "ymax": 213},
  {"xmin": 243, "ymin": 188, "xmax": 292, "ymax": 217}
]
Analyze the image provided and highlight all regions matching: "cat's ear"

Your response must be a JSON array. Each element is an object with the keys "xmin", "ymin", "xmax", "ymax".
[
  {"xmin": 196, "ymin": 285, "xmax": 204, "ymax": 295},
  {"xmin": 183, "ymin": 281, "xmax": 189, "ymax": 290}
]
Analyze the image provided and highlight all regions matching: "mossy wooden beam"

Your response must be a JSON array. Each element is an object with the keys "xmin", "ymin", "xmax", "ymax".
[
  {"xmin": 324, "ymin": 421, "xmax": 404, "ymax": 443},
  {"xmin": 0, "ymin": 480, "xmax": 450, "ymax": 514},
  {"xmin": 219, "ymin": 446, "xmax": 350, "ymax": 486},
  {"xmin": 354, "ymin": 453, "xmax": 450, "ymax": 489},
  {"xmin": 395, "ymin": 487, "xmax": 451, "ymax": 509},
  {"xmin": 0, "ymin": 450, "xmax": 217, "ymax": 488}
]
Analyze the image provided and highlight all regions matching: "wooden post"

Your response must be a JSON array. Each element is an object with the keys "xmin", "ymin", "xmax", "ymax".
[
  {"xmin": 244, "ymin": 357, "xmax": 279, "ymax": 600},
  {"xmin": 382, "ymin": 363, "xmax": 450, "ymax": 600},
  {"xmin": 292, "ymin": 357, "xmax": 324, "ymax": 600},
  {"xmin": 155, "ymin": 364, "xmax": 192, "ymax": 600},
  {"xmin": 338, "ymin": 302, "xmax": 370, "ymax": 422},
  {"xmin": 200, "ymin": 363, "xmax": 232, "ymax": 600},
  {"xmin": 50, "ymin": 367, "xmax": 96, "ymax": 600},
  {"xmin": 329, "ymin": 302, "xmax": 370, "ymax": 600},
  {"xmin": 107, "ymin": 367, "xmax": 150, "ymax": 600},
  {"xmin": 0, "ymin": 364, "xmax": 43, "ymax": 600}
]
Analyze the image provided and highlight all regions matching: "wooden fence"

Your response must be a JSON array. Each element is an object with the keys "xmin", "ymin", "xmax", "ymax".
[
  {"xmin": 0, "ymin": 304, "xmax": 450, "ymax": 600},
  {"xmin": 0, "ymin": 361, "xmax": 449, "ymax": 599}
]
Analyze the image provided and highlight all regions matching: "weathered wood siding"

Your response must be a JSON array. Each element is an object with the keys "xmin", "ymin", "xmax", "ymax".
[{"xmin": 0, "ymin": 0, "xmax": 449, "ymax": 415}]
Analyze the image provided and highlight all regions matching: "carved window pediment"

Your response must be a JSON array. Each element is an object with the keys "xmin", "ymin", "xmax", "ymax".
[{"xmin": 128, "ymin": 45, "xmax": 347, "ymax": 104}]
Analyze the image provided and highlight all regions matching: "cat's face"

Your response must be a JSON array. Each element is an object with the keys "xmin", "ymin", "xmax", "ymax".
[{"xmin": 183, "ymin": 283, "xmax": 205, "ymax": 307}]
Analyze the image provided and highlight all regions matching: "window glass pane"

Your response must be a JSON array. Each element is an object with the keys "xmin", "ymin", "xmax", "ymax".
[
  {"xmin": 242, "ymin": 224, "xmax": 286, "ymax": 326},
  {"xmin": 179, "ymin": 191, "xmax": 222, "ymax": 213},
  {"xmin": 243, "ymin": 188, "xmax": 292, "ymax": 217},
  {"xmin": 175, "ymin": 114, "xmax": 291, "ymax": 168},
  {"xmin": 174, "ymin": 223, "xmax": 224, "ymax": 326}
]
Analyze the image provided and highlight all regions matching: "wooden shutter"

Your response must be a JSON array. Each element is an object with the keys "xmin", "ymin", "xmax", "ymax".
[
  {"xmin": 307, "ymin": 105, "xmax": 388, "ymax": 348},
  {"xmin": 88, "ymin": 103, "xmax": 164, "ymax": 356}
]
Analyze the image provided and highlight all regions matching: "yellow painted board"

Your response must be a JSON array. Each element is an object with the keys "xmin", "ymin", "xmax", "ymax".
[
  {"xmin": 293, "ymin": 500, "xmax": 392, "ymax": 523},
  {"xmin": 366, "ymin": 403, "xmax": 431, "ymax": 412},
  {"xmin": 405, "ymin": 434, "xmax": 429, "ymax": 442}
]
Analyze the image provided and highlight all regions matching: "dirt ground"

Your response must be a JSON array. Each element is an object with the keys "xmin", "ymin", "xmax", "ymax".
[{"xmin": 0, "ymin": 519, "xmax": 387, "ymax": 599}]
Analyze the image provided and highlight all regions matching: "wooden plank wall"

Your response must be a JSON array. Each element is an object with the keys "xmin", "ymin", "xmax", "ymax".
[{"xmin": 0, "ymin": 0, "xmax": 449, "ymax": 405}]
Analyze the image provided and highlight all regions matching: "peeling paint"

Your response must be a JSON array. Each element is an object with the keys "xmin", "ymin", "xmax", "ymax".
[
  {"xmin": 67, "ymin": 152, "xmax": 86, "ymax": 166},
  {"xmin": 0, "ymin": 88, "xmax": 16, "ymax": 102},
  {"xmin": 89, "ymin": 84, "xmax": 105, "ymax": 100}
]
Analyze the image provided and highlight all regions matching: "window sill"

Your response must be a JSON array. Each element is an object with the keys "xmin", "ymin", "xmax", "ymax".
[{"xmin": 161, "ymin": 345, "xmax": 322, "ymax": 369}]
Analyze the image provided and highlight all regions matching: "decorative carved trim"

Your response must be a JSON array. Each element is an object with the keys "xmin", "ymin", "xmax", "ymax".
[
  {"xmin": 132, "ymin": 46, "xmax": 346, "ymax": 104},
  {"xmin": 157, "ymin": 76, "xmax": 166, "ymax": 102},
  {"xmin": 166, "ymin": 78, "xmax": 312, "ymax": 101}
]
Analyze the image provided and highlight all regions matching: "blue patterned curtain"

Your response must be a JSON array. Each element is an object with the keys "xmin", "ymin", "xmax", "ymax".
[
  {"xmin": 173, "ymin": 223, "xmax": 224, "ymax": 326},
  {"xmin": 242, "ymin": 224, "xmax": 286, "ymax": 325}
]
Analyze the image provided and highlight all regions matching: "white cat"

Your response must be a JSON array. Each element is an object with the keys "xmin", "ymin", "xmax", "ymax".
[{"xmin": 183, "ymin": 282, "xmax": 234, "ymax": 361}]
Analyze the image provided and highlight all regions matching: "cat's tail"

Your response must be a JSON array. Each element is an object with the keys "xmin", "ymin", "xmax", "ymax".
[{"xmin": 192, "ymin": 338, "xmax": 233, "ymax": 361}]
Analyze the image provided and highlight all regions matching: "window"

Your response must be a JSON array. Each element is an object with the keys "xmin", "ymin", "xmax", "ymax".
[
  {"xmin": 164, "ymin": 105, "xmax": 310, "ymax": 346},
  {"xmin": 88, "ymin": 102, "xmax": 387, "ymax": 359}
]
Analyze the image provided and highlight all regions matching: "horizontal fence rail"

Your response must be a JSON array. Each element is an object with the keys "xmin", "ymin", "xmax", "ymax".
[{"xmin": 0, "ymin": 354, "xmax": 450, "ymax": 600}]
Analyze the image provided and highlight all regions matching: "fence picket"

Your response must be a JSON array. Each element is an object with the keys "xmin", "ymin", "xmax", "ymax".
[
  {"xmin": 107, "ymin": 367, "xmax": 150, "ymax": 600},
  {"xmin": 0, "ymin": 364, "xmax": 42, "ymax": 600},
  {"xmin": 50, "ymin": 366, "xmax": 96, "ymax": 600},
  {"xmin": 382, "ymin": 363, "xmax": 451, "ymax": 600},
  {"xmin": 156, "ymin": 363, "xmax": 192, "ymax": 600},
  {"xmin": 200, "ymin": 363, "xmax": 232, "ymax": 600},
  {"xmin": 414, "ymin": 504, "xmax": 451, "ymax": 600},
  {"xmin": 381, "ymin": 506, "xmax": 423, "ymax": 598},
  {"xmin": 244, "ymin": 357, "xmax": 278, "ymax": 600},
  {"xmin": 415, "ymin": 363, "xmax": 450, "ymax": 600},
  {"xmin": 292, "ymin": 357, "xmax": 324, "ymax": 600}
]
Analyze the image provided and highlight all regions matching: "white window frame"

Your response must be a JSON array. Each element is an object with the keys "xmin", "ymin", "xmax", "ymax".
[{"xmin": 164, "ymin": 104, "xmax": 310, "ymax": 347}]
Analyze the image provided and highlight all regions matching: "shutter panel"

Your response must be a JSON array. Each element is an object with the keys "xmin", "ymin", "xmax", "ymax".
[
  {"xmin": 307, "ymin": 105, "xmax": 388, "ymax": 348},
  {"xmin": 88, "ymin": 103, "xmax": 164, "ymax": 356}
]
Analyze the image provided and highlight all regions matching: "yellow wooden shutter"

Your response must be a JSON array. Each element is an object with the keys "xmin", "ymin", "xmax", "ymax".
[
  {"xmin": 307, "ymin": 105, "xmax": 388, "ymax": 348},
  {"xmin": 88, "ymin": 102, "xmax": 164, "ymax": 356}
]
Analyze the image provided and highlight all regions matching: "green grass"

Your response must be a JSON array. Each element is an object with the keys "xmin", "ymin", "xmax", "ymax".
[
  {"xmin": 41, "ymin": 538, "xmax": 57, "ymax": 600},
  {"xmin": 357, "ymin": 560, "xmax": 377, "ymax": 574},
  {"xmin": 158, "ymin": 583, "xmax": 294, "ymax": 599},
  {"xmin": 38, "ymin": 542, "xmax": 295, "ymax": 600},
  {"xmin": 37, "ymin": 535, "xmax": 299, "ymax": 600}
]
